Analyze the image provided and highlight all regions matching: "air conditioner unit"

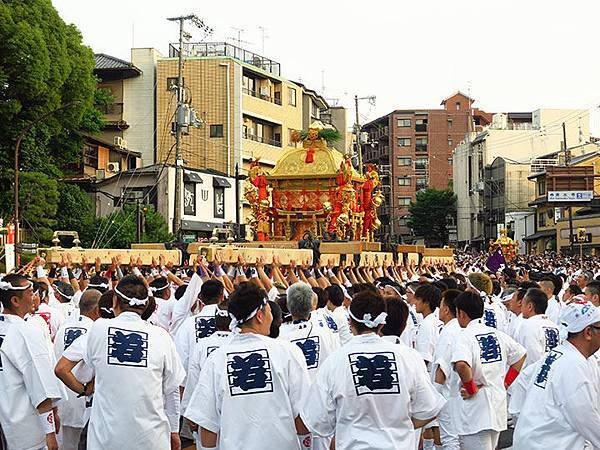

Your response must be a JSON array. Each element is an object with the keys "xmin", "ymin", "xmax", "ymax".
[
  {"xmin": 259, "ymin": 86, "xmax": 269, "ymax": 96},
  {"xmin": 114, "ymin": 136, "xmax": 123, "ymax": 148},
  {"xmin": 95, "ymin": 169, "xmax": 106, "ymax": 180},
  {"xmin": 107, "ymin": 162, "xmax": 120, "ymax": 173},
  {"xmin": 476, "ymin": 181, "xmax": 485, "ymax": 192}
]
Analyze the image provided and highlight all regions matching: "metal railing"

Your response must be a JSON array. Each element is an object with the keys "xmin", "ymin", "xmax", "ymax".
[
  {"xmin": 242, "ymin": 87, "xmax": 282, "ymax": 105},
  {"xmin": 243, "ymin": 132, "xmax": 282, "ymax": 147}
]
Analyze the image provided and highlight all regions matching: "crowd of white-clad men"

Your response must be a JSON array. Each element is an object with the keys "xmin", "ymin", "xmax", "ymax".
[{"xmin": 1, "ymin": 250, "xmax": 600, "ymax": 450}]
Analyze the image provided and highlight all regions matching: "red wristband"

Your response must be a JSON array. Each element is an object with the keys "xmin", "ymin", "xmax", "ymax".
[
  {"xmin": 504, "ymin": 367, "xmax": 520, "ymax": 388},
  {"xmin": 462, "ymin": 379, "xmax": 478, "ymax": 395}
]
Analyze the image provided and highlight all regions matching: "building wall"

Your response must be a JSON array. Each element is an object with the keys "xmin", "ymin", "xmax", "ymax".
[{"xmin": 124, "ymin": 48, "xmax": 162, "ymax": 166}]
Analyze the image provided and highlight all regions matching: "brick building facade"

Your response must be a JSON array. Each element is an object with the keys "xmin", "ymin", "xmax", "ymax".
[{"xmin": 362, "ymin": 92, "xmax": 491, "ymax": 242}]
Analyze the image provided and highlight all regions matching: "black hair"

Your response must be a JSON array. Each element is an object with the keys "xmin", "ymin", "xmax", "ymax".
[
  {"xmin": 267, "ymin": 300, "xmax": 282, "ymax": 338},
  {"xmin": 215, "ymin": 299, "xmax": 231, "ymax": 331},
  {"xmin": 567, "ymin": 284, "xmax": 583, "ymax": 296},
  {"xmin": 174, "ymin": 284, "xmax": 187, "ymax": 300},
  {"xmin": 200, "ymin": 279, "xmax": 224, "ymax": 305},
  {"xmin": 455, "ymin": 291, "xmax": 484, "ymax": 320},
  {"xmin": 98, "ymin": 290, "xmax": 115, "ymax": 319},
  {"xmin": 88, "ymin": 275, "xmax": 110, "ymax": 294},
  {"xmin": 492, "ymin": 280, "xmax": 502, "ymax": 296},
  {"xmin": 0, "ymin": 274, "xmax": 30, "ymax": 309},
  {"xmin": 228, "ymin": 282, "xmax": 267, "ymax": 325},
  {"xmin": 276, "ymin": 293, "xmax": 292, "ymax": 323},
  {"xmin": 348, "ymin": 290, "xmax": 386, "ymax": 334},
  {"xmin": 380, "ymin": 296, "xmax": 408, "ymax": 338},
  {"xmin": 54, "ymin": 280, "xmax": 74, "ymax": 303},
  {"xmin": 114, "ymin": 275, "xmax": 149, "ymax": 313},
  {"xmin": 149, "ymin": 277, "xmax": 170, "ymax": 300},
  {"xmin": 32, "ymin": 280, "xmax": 48, "ymax": 302},
  {"xmin": 586, "ymin": 281, "xmax": 600, "ymax": 298},
  {"xmin": 524, "ymin": 288, "xmax": 548, "ymax": 315},
  {"xmin": 414, "ymin": 284, "xmax": 441, "ymax": 311},
  {"xmin": 441, "ymin": 289, "xmax": 461, "ymax": 317},
  {"xmin": 312, "ymin": 286, "xmax": 329, "ymax": 310},
  {"xmin": 351, "ymin": 283, "xmax": 378, "ymax": 296},
  {"xmin": 441, "ymin": 277, "xmax": 458, "ymax": 291},
  {"xmin": 325, "ymin": 284, "xmax": 345, "ymax": 307},
  {"xmin": 432, "ymin": 280, "xmax": 449, "ymax": 293},
  {"xmin": 141, "ymin": 296, "xmax": 157, "ymax": 321}
]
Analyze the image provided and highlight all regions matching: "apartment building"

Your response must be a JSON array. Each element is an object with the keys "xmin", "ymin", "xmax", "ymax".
[
  {"xmin": 361, "ymin": 92, "xmax": 491, "ymax": 242},
  {"xmin": 453, "ymin": 108, "xmax": 590, "ymax": 248}
]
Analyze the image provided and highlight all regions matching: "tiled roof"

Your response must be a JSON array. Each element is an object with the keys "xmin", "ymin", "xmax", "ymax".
[{"xmin": 94, "ymin": 53, "xmax": 141, "ymax": 73}]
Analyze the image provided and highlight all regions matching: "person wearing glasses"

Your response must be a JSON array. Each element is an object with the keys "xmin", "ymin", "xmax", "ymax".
[{"xmin": 512, "ymin": 301, "xmax": 600, "ymax": 449}]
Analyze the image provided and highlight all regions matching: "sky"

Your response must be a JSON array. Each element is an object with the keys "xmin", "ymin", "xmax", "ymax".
[{"xmin": 52, "ymin": 0, "xmax": 600, "ymax": 125}]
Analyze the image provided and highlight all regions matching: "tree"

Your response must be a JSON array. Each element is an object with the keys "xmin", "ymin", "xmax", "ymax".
[
  {"xmin": 0, "ymin": 0, "xmax": 104, "ymax": 217},
  {"xmin": 94, "ymin": 205, "xmax": 174, "ymax": 249},
  {"xmin": 407, "ymin": 188, "xmax": 456, "ymax": 246},
  {"xmin": 55, "ymin": 183, "xmax": 95, "ymax": 246},
  {"xmin": 14, "ymin": 172, "xmax": 59, "ymax": 242}
]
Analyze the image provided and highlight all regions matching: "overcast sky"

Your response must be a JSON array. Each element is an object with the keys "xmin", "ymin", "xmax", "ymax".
[{"xmin": 52, "ymin": 0, "xmax": 600, "ymax": 125}]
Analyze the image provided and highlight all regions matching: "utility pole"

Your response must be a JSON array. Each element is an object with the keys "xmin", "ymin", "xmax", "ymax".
[
  {"xmin": 136, "ymin": 198, "xmax": 142, "ymax": 243},
  {"xmin": 563, "ymin": 121, "xmax": 574, "ymax": 254},
  {"xmin": 167, "ymin": 14, "xmax": 212, "ymax": 239},
  {"xmin": 354, "ymin": 94, "xmax": 376, "ymax": 175}
]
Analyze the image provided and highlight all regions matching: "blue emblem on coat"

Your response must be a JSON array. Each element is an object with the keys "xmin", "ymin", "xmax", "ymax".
[
  {"xmin": 292, "ymin": 336, "xmax": 320, "ymax": 369},
  {"xmin": 195, "ymin": 316, "xmax": 216, "ymax": 341},
  {"xmin": 476, "ymin": 333, "xmax": 502, "ymax": 363},
  {"xmin": 483, "ymin": 309, "xmax": 497, "ymax": 328},
  {"xmin": 64, "ymin": 327, "xmax": 87, "ymax": 349},
  {"xmin": 324, "ymin": 315, "xmax": 338, "ymax": 332},
  {"xmin": 107, "ymin": 327, "xmax": 148, "ymax": 367},
  {"xmin": 543, "ymin": 327, "xmax": 559, "ymax": 352},
  {"xmin": 534, "ymin": 350, "xmax": 563, "ymax": 389},
  {"xmin": 227, "ymin": 349, "xmax": 273, "ymax": 396},
  {"xmin": 349, "ymin": 351, "xmax": 400, "ymax": 396}
]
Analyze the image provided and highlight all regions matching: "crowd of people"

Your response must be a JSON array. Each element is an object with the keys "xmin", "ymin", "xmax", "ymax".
[{"xmin": 1, "ymin": 249, "xmax": 600, "ymax": 450}]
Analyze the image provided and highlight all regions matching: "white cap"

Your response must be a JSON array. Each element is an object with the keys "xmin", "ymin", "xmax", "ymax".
[{"xmin": 560, "ymin": 301, "xmax": 600, "ymax": 333}]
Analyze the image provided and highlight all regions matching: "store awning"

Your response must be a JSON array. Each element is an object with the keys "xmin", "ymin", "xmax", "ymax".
[
  {"xmin": 213, "ymin": 177, "xmax": 232, "ymax": 188},
  {"xmin": 184, "ymin": 171, "xmax": 204, "ymax": 183},
  {"xmin": 181, "ymin": 220, "xmax": 219, "ymax": 232},
  {"xmin": 523, "ymin": 229, "xmax": 555, "ymax": 241}
]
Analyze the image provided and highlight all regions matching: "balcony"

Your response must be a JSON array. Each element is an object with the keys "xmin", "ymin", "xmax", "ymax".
[
  {"xmin": 415, "ymin": 144, "xmax": 428, "ymax": 153},
  {"xmin": 415, "ymin": 123, "xmax": 427, "ymax": 132},
  {"xmin": 242, "ymin": 87, "xmax": 282, "ymax": 105},
  {"xmin": 243, "ymin": 131, "xmax": 281, "ymax": 147}
]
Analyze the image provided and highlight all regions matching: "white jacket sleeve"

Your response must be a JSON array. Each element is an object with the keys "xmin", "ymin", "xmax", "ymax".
[{"xmin": 170, "ymin": 271, "xmax": 203, "ymax": 335}]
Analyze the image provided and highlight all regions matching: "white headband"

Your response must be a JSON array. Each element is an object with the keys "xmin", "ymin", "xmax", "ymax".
[
  {"xmin": 114, "ymin": 286, "xmax": 148, "ymax": 306},
  {"xmin": 0, "ymin": 280, "xmax": 32, "ymax": 291},
  {"xmin": 229, "ymin": 298, "xmax": 267, "ymax": 332},
  {"xmin": 88, "ymin": 282, "xmax": 110, "ymax": 290},
  {"xmin": 216, "ymin": 308, "xmax": 229, "ymax": 317},
  {"xmin": 149, "ymin": 285, "xmax": 169, "ymax": 294},
  {"xmin": 54, "ymin": 286, "xmax": 74, "ymax": 300},
  {"xmin": 348, "ymin": 308, "xmax": 387, "ymax": 328}
]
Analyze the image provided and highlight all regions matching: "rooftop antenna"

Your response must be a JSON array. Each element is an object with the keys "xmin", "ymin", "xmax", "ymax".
[
  {"xmin": 321, "ymin": 70, "xmax": 326, "ymax": 96},
  {"xmin": 258, "ymin": 26, "xmax": 269, "ymax": 54},
  {"xmin": 228, "ymin": 27, "xmax": 252, "ymax": 47}
]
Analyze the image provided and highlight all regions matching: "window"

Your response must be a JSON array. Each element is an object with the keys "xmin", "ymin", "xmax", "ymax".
[
  {"xmin": 397, "ymin": 197, "xmax": 411, "ymax": 206},
  {"xmin": 214, "ymin": 187, "xmax": 225, "ymax": 219},
  {"xmin": 538, "ymin": 212, "xmax": 546, "ymax": 228},
  {"xmin": 288, "ymin": 87, "xmax": 297, "ymax": 106},
  {"xmin": 397, "ymin": 118, "xmax": 411, "ymax": 127},
  {"xmin": 184, "ymin": 182, "xmax": 196, "ymax": 216},
  {"xmin": 83, "ymin": 144, "xmax": 99, "ymax": 168},
  {"xmin": 397, "ymin": 217, "xmax": 408, "ymax": 226},
  {"xmin": 398, "ymin": 177, "xmax": 411, "ymax": 186},
  {"xmin": 397, "ymin": 137, "xmax": 411, "ymax": 147},
  {"xmin": 415, "ymin": 118, "xmax": 428, "ymax": 132},
  {"xmin": 210, "ymin": 124, "xmax": 224, "ymax": 138},
  {"xmin": 415, "ymin": 157, "xmax": 428, "ymax": 171},
  {"xmin": 447, "ymin": 118, "xmax": 453, "ymax": 129},
  {"xmin": 416, "ymin": 137, "xmax": 428, "ymax": 152},
  {"xmin": 167, "ymin": 77, "xmax": 184, "ymax": 90},
  {"xmin": 243, "ymin": 75, "xmax": 256, "ymax": 95},
  {"xmin": 448, "ymin": 138, "xmax": 453, "ymax": 146},
  {"xmin": 538, "ymin": 180, "xmax": 546, "ymax": 196},
  {"xmin": 397, "ymin": 157, "xmax": 412, "ymax": 166},
  {"xmin": 455, "ymin": 101, "xmax": 461, "ymax": 110},
  {"xmin": 416, "ymin": 178, "xmax": 428, "ymax": 190}
]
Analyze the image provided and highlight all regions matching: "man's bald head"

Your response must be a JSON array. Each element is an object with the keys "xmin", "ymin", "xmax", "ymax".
[{"xmin": 80, "ymin": 289, "xmax": 101, "ymax": 316}]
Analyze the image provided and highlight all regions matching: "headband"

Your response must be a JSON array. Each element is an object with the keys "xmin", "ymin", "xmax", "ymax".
[
  {"xmin": 54, "ymin": 285, "xmax": 74, "ymax": 301},
  {"xmin": 0, "ymin": 280, "xmax": 33, "ymax": 291},
  {"xmin": 348, "ymin": 308, "xmax": 387, "ymax": 328},
  {"xmin": 88, "ymin": 282, "xmax": 110, "ymax": 290},
  {"xmin": 216, "ymin": 308, "xmax": 229, "ymax": 317},
  {"xmin": 114, "ymin": 286, "xmax": 148, "ymax": 306},
  {"xmin": 229, "ymin": 298, "xmax": 267, "ymax": 332},
  {"xmin": 149, "ymin": 284, "xmax": 169, "ymax": 294}
]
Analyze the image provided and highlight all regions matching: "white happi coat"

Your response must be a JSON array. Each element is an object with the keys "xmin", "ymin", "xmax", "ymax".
[
  {"xmin": 36, "ymin": 301, "xmax": 65, "ymax": 340},
  {"xmin": 313, "ymin": 307, "xmax": 344, "ymax": 343},
  {"xmin": 302, "ymin": 333, "xmax": 445, "ymax": 450},
  {"xmin": 330, "ymin": 305, "xmax": 353, "ymax": 345},
  {"xmin": 545, "ymin": 295, "xmax": 563, "ymax": 325},
  {"xmin": 414, "ymin": 310, "xmax": 443, "ymax": 366},
  {"xmin": 150, "ymin": 294, "xmax": 175, "ymax": 331},
  {"xmin": 84, "ymin": 312, "xmax": 185, "ymax": 450},
  {"xmin": 181, "ymin": 330, "xmax": 232, "ymax": 411},
  {"xmin": 450, "ymin": 318, "xmax": 526, "ymax": 436},
  {"xmin": 184, "ymin": 332, "xmax": 310, "ymax": 450},
  {"xmin": 513, "ymin": 341, "xmax": 600, "ymax": 449},
  {"xmin": 514, "ymin": 314, "xmax": 560, "ymax": 368},
  {"xmin": 62, "ymin": 333, "xmax": 95, "ymax": 425},
  {"xmin": 0, "ymin": 314, "xmax": 64, "ymax": 450},
  {"xmin": 174, "ymin": 303, "xmax": 219, "ymax": 384},
  {"xmin": 53, "ymin": 314, "xmax": 94, "ymax": 429},
  {"xmin": 401, "ymin": 303, "xmax": 420, "ymax": 348},
  {"xmin": 279, "ymin": 318, "xmax": 340, "ymax": 382}
]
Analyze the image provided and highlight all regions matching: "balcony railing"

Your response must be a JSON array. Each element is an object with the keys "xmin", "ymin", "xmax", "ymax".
[
  {"xmin": 243, "ymin": 132, "xmax": 282, "ymax": 147},
  {"xmin": 99, "ymin": 102, "xmax": 124, "ymax": 115},
  {"xmin": 242, "ymin": 87, "xmax": 282, "ymax": 105},
  {"xmin": 415, "ymin": 124, "xmax": 427, "ymax": 132},
  {"xmin": 415, "ymin": 144, "xmax": 428, "ymax": 153}
]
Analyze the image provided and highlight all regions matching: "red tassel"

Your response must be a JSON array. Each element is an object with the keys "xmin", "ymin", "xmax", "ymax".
[{"xmin": 305, "ymin": 147, "xmax": 315, "ymax": 163}]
